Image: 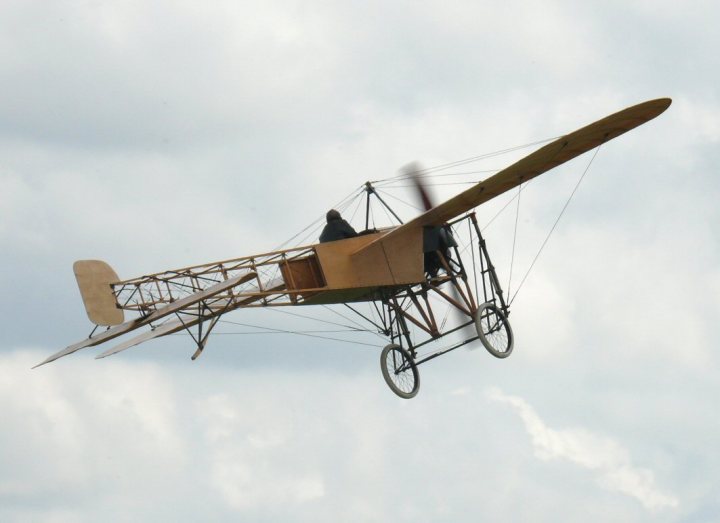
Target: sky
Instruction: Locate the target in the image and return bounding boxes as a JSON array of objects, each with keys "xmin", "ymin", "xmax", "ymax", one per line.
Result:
[{"xmin": 1, "ymin": 1, "xmax": 719, "ymax": 521}]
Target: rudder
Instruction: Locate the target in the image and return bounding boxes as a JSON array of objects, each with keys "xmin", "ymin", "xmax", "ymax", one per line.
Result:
[{"xmin": 73, "ymin": 260, "xmax": 125, "ymax": 326}]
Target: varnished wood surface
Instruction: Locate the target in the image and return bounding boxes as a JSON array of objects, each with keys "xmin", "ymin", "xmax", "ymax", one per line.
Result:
[
  {"xmin": 74, "ymin": 260, "xmax": 125, "ymax": 326},
  {"xmin": 355, "ymin": 98, "xmax": 672, "ymax": 253},
  {"xmin": 315, "ymin": 228, "xmax": 424, "ymax": 289}
]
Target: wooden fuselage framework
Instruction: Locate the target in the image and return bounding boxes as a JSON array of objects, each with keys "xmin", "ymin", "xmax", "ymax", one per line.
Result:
[
  {"xmin": 109, "ymin": 212, "xmax": 498, "ymax": 363},
  {"xmin": 111, "ymin": 225, "xmax": 425, "ymax": 319}
]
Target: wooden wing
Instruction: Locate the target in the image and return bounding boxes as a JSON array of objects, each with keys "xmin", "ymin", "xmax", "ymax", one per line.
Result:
[{"xmin": 352, "ymin": 98, "xmax": 672, "ymax": 255}]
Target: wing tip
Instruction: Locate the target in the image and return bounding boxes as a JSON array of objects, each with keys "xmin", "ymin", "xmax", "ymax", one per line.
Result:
[
  {"xmin": 637, "ymin": 97, "xmax": 672, "ymax": 120},
  {"xmin": 654, "ymin": 96, "xmax": 673, "ymax": 111}
]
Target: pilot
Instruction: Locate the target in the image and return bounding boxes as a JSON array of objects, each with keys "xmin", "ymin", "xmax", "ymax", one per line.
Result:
[
  {"xmin": 319, "ymin": 209, "xmax": 359, "ymax": 243},
  {"xmin": 424, "ymin": 225, "xmax": 457, "ymax": 277}
]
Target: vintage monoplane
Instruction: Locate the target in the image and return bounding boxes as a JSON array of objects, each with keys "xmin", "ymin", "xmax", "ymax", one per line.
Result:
[{"xmin": 35, "ymin": 98, "xmax": 671, "ymax": 398}]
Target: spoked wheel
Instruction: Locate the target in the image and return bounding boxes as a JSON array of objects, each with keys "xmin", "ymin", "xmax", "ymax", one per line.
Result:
[
  {"xmin": 380, "ymin": 344, "xmax": 420, "ymax": 399},
  {"xmin": 474, "ymin": 302, "xmax": 514, "ymax": 358}
]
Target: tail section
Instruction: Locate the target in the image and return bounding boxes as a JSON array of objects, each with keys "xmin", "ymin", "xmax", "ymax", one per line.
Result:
[{"xmin": 73, "ymin": 260, "xmax": 124, "ymax": 326}]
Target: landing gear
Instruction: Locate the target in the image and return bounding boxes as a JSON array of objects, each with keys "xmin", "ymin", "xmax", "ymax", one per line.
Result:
[
  {"xmin": 475, "ymin": 302, "xmax": 513, "ymax": 358},
  {"xmin": 380, "ymin": 344, "xmax": 420, "ymax": 399},
  {"xmin": 375, "ymin": 212, "xmax": 514, "ymax": 399}
]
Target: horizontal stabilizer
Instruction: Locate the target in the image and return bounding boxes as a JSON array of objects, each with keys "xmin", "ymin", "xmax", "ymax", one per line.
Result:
[
  {"xmin": 96, "ymin": 317, "xmax": 191, "ymax": 359},
  {"xmin": 33, "ymin": 271, "xmax": 256, "ymax": 368},
  {"xmin": 96, "ymin": 279, "xmax": 288, "ymax": 359}
]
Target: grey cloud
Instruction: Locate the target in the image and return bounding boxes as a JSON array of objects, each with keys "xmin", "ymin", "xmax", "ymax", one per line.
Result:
[
  {"xmin": 487, "ymin": 387, "xmax": 679, "ymax": 510},
  {"xmin": 2, "ymin": 349, "xmax": 704, "ymax": 521},
  {"xmin": 1, "ymin": 1, "xmax": 718, "ymax": 521}
]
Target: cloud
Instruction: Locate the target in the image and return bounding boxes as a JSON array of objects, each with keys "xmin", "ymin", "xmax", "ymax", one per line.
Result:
[
  {"xmin": 5, "ymin": 345, "xmax": 718, "ymax": 521},
  {"xmin": 487, "ymin": 387, "xmax": 679, "ymax": 511},
  {"xmin": 197, "ymin": 393, "xmax": 326, "ymax": 510},
  {"xmin": 1, "ymin": 1, "xmax": 718, "ymax": 521},
  {"xmin": 674, "ymin": 96, "xmax": 720, "ymax": 145},
  {"xmin": 0, "ymin": 351, "xmax": 198, "ymax": 523}
]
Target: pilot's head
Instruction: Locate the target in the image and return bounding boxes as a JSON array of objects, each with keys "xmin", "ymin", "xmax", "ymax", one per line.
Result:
[{"xmin": 326, "ymin": 209, "xmax": 341, "ymax": 222}]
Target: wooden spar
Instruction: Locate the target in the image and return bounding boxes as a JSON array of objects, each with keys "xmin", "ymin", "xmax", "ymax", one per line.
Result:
[{"xmin": 113, "ymin": 243, "xmax": 332, "ymax": 285}]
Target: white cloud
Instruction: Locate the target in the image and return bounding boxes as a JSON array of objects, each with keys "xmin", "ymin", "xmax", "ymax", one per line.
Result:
[
  {"xmin": 0, "ymin": 350, "xmax": 185, "ymax": 502},
  {"xmin": 197, "ymin": 393, "xmax": 326, "ymax": 510},
  {"xmin": 4, "ymin": 346, "xmax": 718, "ymax": 521},
  {"xmin": 0, "ymin": 172, "xmax": 43, "ymax": 248},
  {"xmin": 0, "ymin": 0, "xmax": 718, "ymax": 521},
  {"xmin": 674, "ymin": 96, "xmax": 720, "ymax": 145},
  {"xmin": 487, "ymin": 387, "xmax": 679, "ymax": 511}
]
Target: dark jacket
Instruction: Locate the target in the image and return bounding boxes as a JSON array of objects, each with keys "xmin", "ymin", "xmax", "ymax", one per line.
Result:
[
  {"xmin": 319, "ymin": 218, "xmax": 358, "ymax": 243},
  {"xmin": 423, "ymin": 225, "xmax": 457, "ymax": 276}
]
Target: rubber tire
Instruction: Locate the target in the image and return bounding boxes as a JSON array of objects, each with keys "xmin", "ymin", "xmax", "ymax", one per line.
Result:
[
  {"xmin": 474, "ymin": 302, "xmax": 514, "ymax": 358},
  {"xmin": 380, "ymin": 344, "xmax": 420, "ymax": 399}
]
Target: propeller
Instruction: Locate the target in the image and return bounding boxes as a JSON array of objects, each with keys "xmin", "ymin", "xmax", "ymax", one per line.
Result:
[
  {"xmin": 401, "ymin": 163, "xmax": 477, "ymax": 342},
  {"xmin": 403, "ymin": 162, "xmax": 433, "ymax": 212}
]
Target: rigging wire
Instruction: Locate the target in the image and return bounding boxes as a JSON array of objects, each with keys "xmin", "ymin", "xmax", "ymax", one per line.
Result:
[
  {"xmin": 482, "ymin": 181, "xmax": 531, "ymax": 232},
  {"xmin": 373, "ymin": 181, "xmax": 478, "ymax": 189},
  {"xmin": 507, "ymin": 183, "xmax": 522, "ymax": 298},
  {"xmin": 213, "ymin": 329, "xmax": 366, "ymax": 335},
  {"xmin": 395, "ymin": 168, "xmax": 500, "ymax": 178},
  {"xmin": 371, "ymin": 170, "xmax": 499, "ymax": 189},
  {"xmin": 289, "ymin": 188, "xmax": 362, "ymax": 247},
  {"xmin": 374, "ymin": 188, "xmax": 424, "ymax": 212},
  {"xmin": 217, "ymin": 318, "xmax": 378, "ymax": 347},
  {"xmin": 347, "ymin": 189, "xmax": 366, "ymax": 224},
  {"xmin": 508, "ymin": 145, "xmax": 602, "ymax": 306},
  {"xmin": 321, "ymin": 304, "xmax": 371, "ymax": 333},
  {"xmin": 370, "ymin": 136, "xmax": 559, "ymax": 185},
  {"xmin": 274, "ymin": 185, "xmax": 364, "ymax": 250},
  {"xmin": 266, "ymin": 307, "xmax": 372, "ymax": 332}
]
